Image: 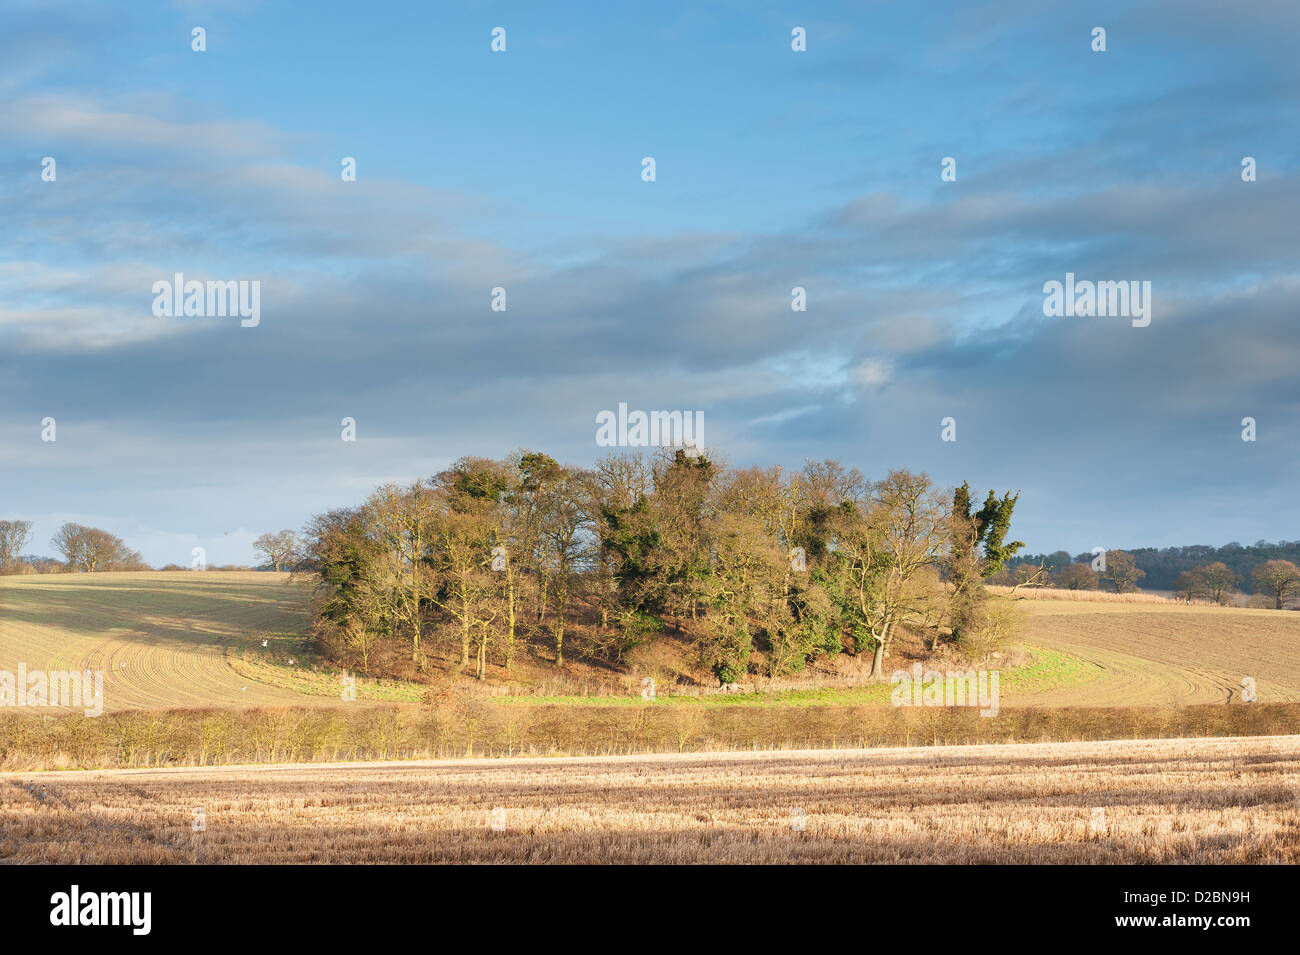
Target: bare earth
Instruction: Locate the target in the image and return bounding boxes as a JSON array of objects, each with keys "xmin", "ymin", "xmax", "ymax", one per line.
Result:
[
  {"xmin": 0, "ymin": 572, "xmax": 317, "ymax": 710},
  {"xmin": 4, "ymin": 735, "xmax": 1298, "ymax": 863},
  {"xmin": 1013, "ymin": 600, "xmax": 1300, "ymax": 706}
]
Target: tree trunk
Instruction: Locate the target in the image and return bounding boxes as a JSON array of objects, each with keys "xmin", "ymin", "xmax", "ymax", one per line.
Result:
[
  {"xmin": 505, "ymin": 575, "xmax": 516, "ymax": 669},
  {"xmin": 554, "ymin": 578, "xmax": 567, "ymax": 665},
  {"xmin": 868, "ymin": 642, "xmax": 885, "ymax": 682},
  {"xmin": 411, "ymin": 559, "xmax": 421, "ymax": 667}
]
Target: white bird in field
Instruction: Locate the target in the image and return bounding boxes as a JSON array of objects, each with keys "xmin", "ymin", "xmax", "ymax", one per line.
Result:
[{"xmin": 261, "ymin": 639, "xmax": 268, "ymax": 647}]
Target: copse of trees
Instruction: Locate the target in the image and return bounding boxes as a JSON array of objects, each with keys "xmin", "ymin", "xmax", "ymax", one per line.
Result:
[
  {"xmin": 1175, "ymin": 562, "xmax": 1241, "ymax": 605},
  {"xmin": 1, "ymin": 519, "xmax": 153, "ymax": 574},
  {"xmin": 50, "ymin": 523, "xmax": 146, "ymax": 573},
  {"xmin": 301, "ymin": 449, "xmax": 1028, "ymax": 685}
]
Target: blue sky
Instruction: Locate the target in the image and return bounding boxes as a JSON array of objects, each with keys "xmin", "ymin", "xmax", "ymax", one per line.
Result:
[{"xmin": 2, "ymin": 0, "xmax": 1298, "ymax": 567}]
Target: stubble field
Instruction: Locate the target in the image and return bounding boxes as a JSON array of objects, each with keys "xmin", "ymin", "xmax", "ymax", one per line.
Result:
[{"xmin": 3, "ymin": 735, "xmax": 1298, "ymax": 864}]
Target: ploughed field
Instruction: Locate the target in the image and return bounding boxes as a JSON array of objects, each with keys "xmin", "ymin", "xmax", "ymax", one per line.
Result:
[
  {"xmin": 0, "ymin": 572, "xmax": 320, "ymax": 710},
  {"xmin": 1011, "ymin": 599, "xmax": 1300, "ymax": 707},
  {"xmin": 2, "ymin": 736, "xmax": 1297, "ymax": 863}
]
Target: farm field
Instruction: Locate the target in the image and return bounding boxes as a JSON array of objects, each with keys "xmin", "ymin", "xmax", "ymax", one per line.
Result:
[
  {"xmin": 1011, "ymin": 600, "xmax": 1300, "ymax": 707},
  {"xmin": 2, "ymin": 573, "xmax": 1300, "ymax": 712},
  {"xmin": 0, "ymin": 572, "xmax": 332, "ymax": 710},
  {"xmin": 2, "ymin": 735, "xmax": 1298, "ymax": 863}
]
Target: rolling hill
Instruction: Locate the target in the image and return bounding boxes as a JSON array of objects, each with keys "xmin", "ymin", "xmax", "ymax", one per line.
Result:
[{"xmin": 2, "ymin": 572, "xmax": 1299, "ymax": 711}]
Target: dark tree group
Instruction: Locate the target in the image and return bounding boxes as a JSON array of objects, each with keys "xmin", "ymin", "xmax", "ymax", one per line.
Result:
[{"xmin": 301, "ymin": 450, "xmax": 1027, "ymax": 683}]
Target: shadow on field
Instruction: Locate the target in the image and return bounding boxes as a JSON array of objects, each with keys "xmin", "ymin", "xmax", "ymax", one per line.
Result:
[{"xmin": 0, "ymin": 575, "xmax": 311, "ymax": 642}]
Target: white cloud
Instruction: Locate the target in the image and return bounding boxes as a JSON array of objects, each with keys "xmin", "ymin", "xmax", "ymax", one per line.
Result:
[{"xmin": 852, "ymin": 357, "xmax": 892, "ymax": 390}]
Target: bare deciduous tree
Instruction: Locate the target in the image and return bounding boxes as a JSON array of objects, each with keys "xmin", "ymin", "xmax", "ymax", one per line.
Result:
[
  {"xmin": 1103, "ymin": 550, "xmax": 1144, "ymax": 593},
  {"xmin": 1054, "ymin": 562, "xmax": 1097, "ymax": 590},
  {"xmin": 827, "ymin": 470, "xmax": 948, "ymax": 682},
  {"xmin": 1251, "ymin": 559, "xmax": 1300, "ymax": 610},
  {"xmin": 253, "ymin": 530, "xmax": 300, "ymax": 572},
  {"xmin": 0, "ymin": 520, "xmax": 33, "ymax": 570},
  {"xmin": 50, "ymin": 523, "xmax": 138, "ymax": 573},
  {"xmin": 367, "ymin": 484, "xmax": 439, "ymax": 668},
  {"xmin": 1176, "ymin": 562, "xmax": 1240, "ymax": 605}
]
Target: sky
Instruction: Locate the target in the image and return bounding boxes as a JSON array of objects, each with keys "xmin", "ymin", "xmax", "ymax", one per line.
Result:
[{"xmin": 1, "ymin": 0, "xmax": 1298, "ymax": 567}]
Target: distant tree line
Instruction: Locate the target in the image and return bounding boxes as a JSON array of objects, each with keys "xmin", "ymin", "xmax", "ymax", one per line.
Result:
[
  {"xmin": 49, "ymin": 523, "xmax": 146, "ymax": 572},
  {"xmin": 1006, "ymin": 540, "xmax": 1300, "ymax": 603},
  {"xmin": 300, "ymin": 449, "xmax": 1030, "ymax": 684},
  {"xmin": 0, "ymin": 520, "xmax": 149, "ymax": 574},
  {"xmin": 0, "ymin": 520, "xmax": 273, "ymax": 575}
]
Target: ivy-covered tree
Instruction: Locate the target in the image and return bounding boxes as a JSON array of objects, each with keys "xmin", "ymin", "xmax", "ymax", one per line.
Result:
[{"xmin": 948, "ymin": 482, "xmax": 1026, "ymax": 641}]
